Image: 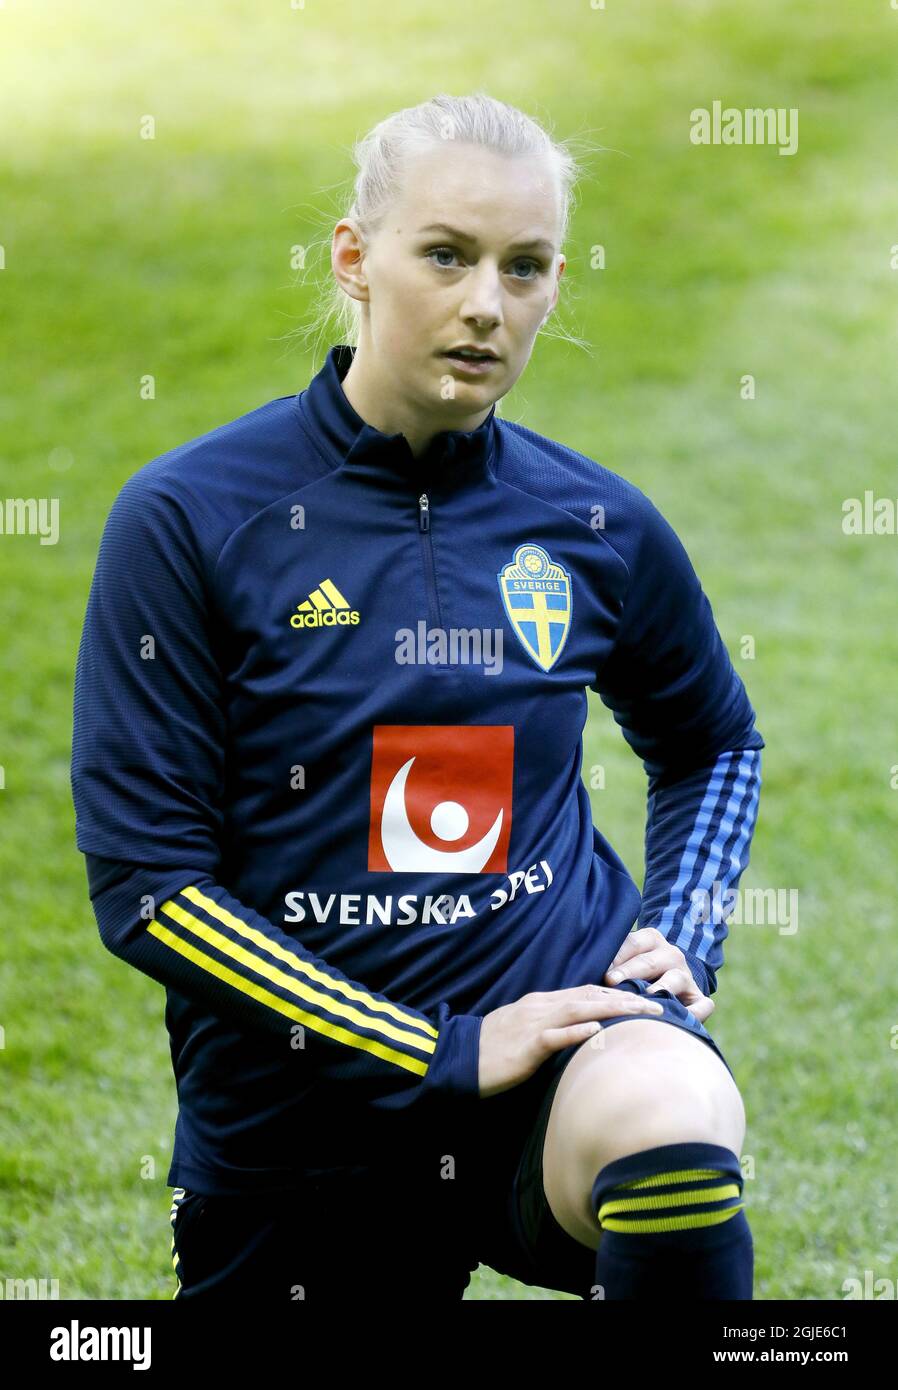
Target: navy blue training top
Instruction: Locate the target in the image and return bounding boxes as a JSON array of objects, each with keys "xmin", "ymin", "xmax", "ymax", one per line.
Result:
[{"xmin": 71, "ymin": 343, "xmax": 764, "ymax": 1195}]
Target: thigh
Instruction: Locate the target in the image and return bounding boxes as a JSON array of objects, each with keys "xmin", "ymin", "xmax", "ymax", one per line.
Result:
[
  {"xmin": 544, "ymin": 979, "xmax": 743, "ymax": 1171},
  {"xmin": 470, "ymin": 981, "xmax": 739, "ymax": 1300},
  {"xmin": 542, "ymin": 1008, "xmax": 744, "ymax": 1249},
  {"xmin": 586, "ymin": 977, "xmax": 736, "ymax": 1081},
  {"xmin": 169, "ymin": 1166, "xmax": 475, "ymax": 1303}
]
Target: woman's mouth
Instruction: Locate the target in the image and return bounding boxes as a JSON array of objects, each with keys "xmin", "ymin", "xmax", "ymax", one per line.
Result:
[{"xmin": 442, "ymin": 351, "xmax": 500, "ymax": 375}]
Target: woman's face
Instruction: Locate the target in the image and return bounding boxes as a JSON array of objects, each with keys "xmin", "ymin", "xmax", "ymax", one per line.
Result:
[{"xmin": 334, "ymin": 141, "xmax": 565, "ymax": 430}]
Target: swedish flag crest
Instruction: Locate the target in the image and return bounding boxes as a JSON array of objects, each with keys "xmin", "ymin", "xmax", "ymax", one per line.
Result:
[{"xmin": 498, "ymin": 543, "xmax": 572, "ymax": 672}]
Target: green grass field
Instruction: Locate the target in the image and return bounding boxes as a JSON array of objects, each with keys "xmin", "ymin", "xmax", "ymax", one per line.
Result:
[{"xmin": 2, "ymin": 0, "xmax": 896, "ymax": 1301}]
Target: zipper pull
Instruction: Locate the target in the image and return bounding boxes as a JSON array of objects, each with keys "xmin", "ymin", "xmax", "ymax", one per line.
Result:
[{"xmin": 418, "ymin": 492, "xmax": 430, "ymax": 531}]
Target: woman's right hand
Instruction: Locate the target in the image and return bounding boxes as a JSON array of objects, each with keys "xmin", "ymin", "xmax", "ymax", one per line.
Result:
[{"xmin": 477, "ymin": 984, "xmax": 667, "ymax": 1098}]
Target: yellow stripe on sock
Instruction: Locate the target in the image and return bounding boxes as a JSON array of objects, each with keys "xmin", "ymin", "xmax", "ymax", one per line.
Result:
[
  {"xmin": 146, "ymin": 916, "xmax": 430, "ymax": 1075},
  {"xmin": 616, "ymin": 1167, "xmax": 723, "ymax": 1189},
  {"xmin": 599, "ymin": 1202, "xmax": 745, "ymax": 1234},
  {"xmin": 599, "ymin": 1182, "xmax": 741, "ymax": 1220},
  {"xmin": 177, "ymin": 885, "xmax": 437, "ymax": 1038}
]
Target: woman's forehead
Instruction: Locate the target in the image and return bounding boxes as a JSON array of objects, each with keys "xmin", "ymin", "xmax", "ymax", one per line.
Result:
[{"xmin": 393, "ymin": 146, "xmax": 561, "ymax": 234}]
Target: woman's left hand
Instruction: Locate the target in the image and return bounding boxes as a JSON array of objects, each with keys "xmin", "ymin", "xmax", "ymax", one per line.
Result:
[{"xmin": 603, "ymin": 927, "xmax": 715, "ymax": 1024}]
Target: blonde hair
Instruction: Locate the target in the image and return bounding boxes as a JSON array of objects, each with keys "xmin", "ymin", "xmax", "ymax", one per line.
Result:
[{"xmin": 289, "ymin": 92, "xmax": 597, "ymax": 364}]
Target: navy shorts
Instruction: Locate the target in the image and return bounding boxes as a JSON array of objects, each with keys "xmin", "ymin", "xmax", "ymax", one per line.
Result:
[{"xmin": 169, "ymin": 979, "xmax": 733, "ymax": 1301}]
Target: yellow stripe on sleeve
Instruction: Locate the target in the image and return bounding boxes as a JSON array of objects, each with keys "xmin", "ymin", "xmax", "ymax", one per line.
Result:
[
  {"xmin": 159, "ymin": 897, "xmax": 435, "ymax": 1053},
  {"xmin": 146, "ymin": 912, "xmax": 432, "ymax": 1075},
  {"xmin": 179, "ymin": 884, "xmax": 438, "ymax": 1038}
]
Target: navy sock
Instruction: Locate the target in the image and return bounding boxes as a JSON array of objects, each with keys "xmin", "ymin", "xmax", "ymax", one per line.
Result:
[{"xmin": 591, "ymin": 1141, "xmax": 753, "ymax": 1300}]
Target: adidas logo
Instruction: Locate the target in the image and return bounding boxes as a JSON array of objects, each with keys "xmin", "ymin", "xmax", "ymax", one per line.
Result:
[{"xmin": 290, "ymin": 578, "xmax": 360, "ymax": 629}]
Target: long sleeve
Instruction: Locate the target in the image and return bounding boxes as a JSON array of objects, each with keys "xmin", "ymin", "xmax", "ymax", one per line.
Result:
[
  {"xmin": 593, "ymin": 491, "xmax": 764, "ymax": 995},
  {"xmin": 83, "ymin": 852, "xmax": 479, "ymax": 1100},
  {"xmin": 70, "ymin": 470, "xmax": 481, "ymax": 1107},
  {"xmin": 636, "ymin": 750, "xmax": 762, "ymax": 995}
]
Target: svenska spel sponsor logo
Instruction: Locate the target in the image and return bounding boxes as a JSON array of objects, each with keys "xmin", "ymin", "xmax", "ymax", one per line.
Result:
[{"xmin": 368, "ymin": 724, "xmax": 513, "ymax": 873}]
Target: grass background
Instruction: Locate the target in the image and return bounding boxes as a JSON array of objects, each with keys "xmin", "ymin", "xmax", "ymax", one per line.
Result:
[{"xmin": 1, "ymin": 0, "xmax": 896, "ymax": 1300}]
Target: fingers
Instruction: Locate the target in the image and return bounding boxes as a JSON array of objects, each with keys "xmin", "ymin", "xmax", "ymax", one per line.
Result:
[
  {"xmin": 605, "ymin": 927, "xmax": 664, "ymax": 974},
  {"xmin": 531, "ymin": 982, "xmax": 656, "ymax": 1002},
  {"xmin": 539, "ymin": 992, "xmax": 665, "ymax": 1055},
  {"xmin": 684, "ymin": 995, "xmax": 715, "ymax": 1024},
  {"xmin": 606, "ymin": 939, "xmax": 687, "ymax": 986},
  {"xmin": 544, "ymin": 988, "xmax": 666, "ymax": 1028},
  {"xmin": 530, "ymin": 982, "xmax": 665, "ymax": 1011},
  {"xmin": 644, "ymin": 968, "xmax": 715, "ymax": 1025},
  {"xmin": 606, "ymin": 950, "xmax": 666, "ymax": 984},
  {"xmin": 645, "ymin": 966, "xmax": 695, "ymax": 996},
  {"xmin": 540, "ymin": 1020, "xmax": 609, "ymax": 1053}
]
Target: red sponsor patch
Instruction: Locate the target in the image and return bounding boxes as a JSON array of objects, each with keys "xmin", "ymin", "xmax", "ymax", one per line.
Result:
[{"xmin": 368, "ymin": 725, "xmax": 514, "ymax": 873}]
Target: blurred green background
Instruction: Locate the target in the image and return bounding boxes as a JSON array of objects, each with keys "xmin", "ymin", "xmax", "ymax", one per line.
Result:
[{"xmin": 1, "ymin": 0, "xmax": 896, "ymax": 1300}]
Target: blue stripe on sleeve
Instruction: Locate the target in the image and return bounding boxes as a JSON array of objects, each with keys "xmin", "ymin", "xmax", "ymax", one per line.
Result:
[
  {"xmin": 654, "ymin": 751, "xmax": 739, "ymax": 939},
  {"xmin": 671, "ymin": 749, "xmax": 763, "ymax": 964}
]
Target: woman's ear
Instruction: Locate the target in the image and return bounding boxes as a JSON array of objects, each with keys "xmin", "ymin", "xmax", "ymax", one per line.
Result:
[
  {"xmin": 332, "ymin": 220, "xmax": 370, "ymax": 306},
  {"xmin": 546, "ymin": 256, "xmax": 565, "ymax": 320}
]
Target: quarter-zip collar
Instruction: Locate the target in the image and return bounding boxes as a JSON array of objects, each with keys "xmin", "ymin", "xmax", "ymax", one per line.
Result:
[{"xmin": 296, "ymin": 343, "xmax": 499, "ymax": 492}]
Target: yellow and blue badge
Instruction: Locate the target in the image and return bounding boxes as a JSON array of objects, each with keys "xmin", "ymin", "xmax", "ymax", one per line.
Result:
[{"xmin": 498, "ymin": 543, "xmax": 572, "ymax": 672}]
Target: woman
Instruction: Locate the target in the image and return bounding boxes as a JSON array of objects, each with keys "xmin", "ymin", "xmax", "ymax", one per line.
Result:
[{"xmin": 71, "ymin": 92, "xmax": 763, "ymax": 1302}]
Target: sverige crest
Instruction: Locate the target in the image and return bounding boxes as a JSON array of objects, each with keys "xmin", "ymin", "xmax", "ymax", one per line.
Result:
[{"xmin": 498, "ymin": 543, "xmax": 572, "ymax": 672}]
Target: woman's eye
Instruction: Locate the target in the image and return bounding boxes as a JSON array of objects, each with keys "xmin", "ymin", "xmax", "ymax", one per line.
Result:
[
  {"xmin": 425, "ymin": 247, "xmax": 543, "ymax": 278},
  {"xmin": 426, "ymin": 247, "xmax": 460, "ymax": 269}
]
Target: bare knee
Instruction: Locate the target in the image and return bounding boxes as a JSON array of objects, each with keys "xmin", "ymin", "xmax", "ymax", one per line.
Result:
[{"xmin": 542, "ymin": 1022, "xmax": 746, "ymax": 1248}]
